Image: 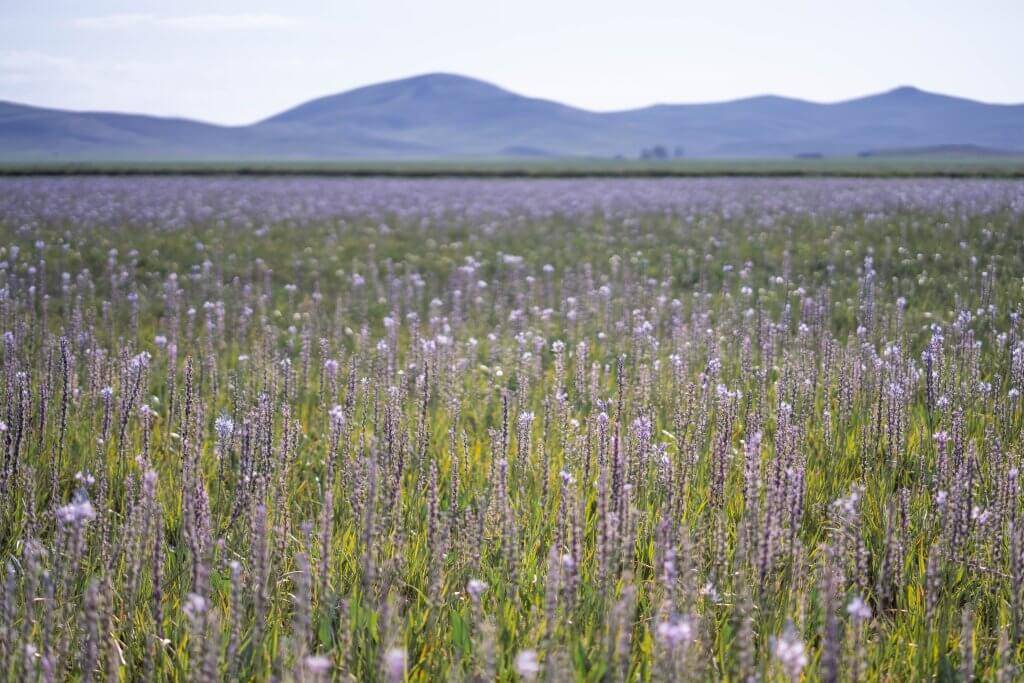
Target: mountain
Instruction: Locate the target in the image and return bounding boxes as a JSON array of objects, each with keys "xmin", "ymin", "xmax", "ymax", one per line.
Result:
[
  {"xmin": 2, "ymin": 74, "xmax": 1023, "ymax": 161},
  {"xmin": 610, "ymin": 86, "xmax": 1024, "ymax": 157},
  {"xmin": 0, "ymin": 101, "xmax": 255, "ymax": 161},
  {"xmin": 252, "ymin": 73, "xmax": 618, "ymax": 158}
]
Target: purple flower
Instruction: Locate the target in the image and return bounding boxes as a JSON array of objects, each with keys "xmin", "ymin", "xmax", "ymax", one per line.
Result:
[
  {"xmin": 57, "ymin": 498, "xmax": 96, "ymax": 525},
  {"xmin": 383, "ymin": 648, "xmax": 406, "ymax": 682},
  {"xmin": 656, "ymin": 615, "xmax": 695, "ymax": 649},
  {"xmin": 466, "ymin": 579, "xmax": 487, "ymax": 602}
]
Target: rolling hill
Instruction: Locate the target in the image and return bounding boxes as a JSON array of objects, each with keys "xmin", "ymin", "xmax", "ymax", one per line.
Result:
[{"xmin": 2, "ymin": 73, "xmax": 1022, "ymax": 161}]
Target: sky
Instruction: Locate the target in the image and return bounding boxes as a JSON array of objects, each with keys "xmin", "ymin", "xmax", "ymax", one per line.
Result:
[{"xmin": 1, "ymin": 0, "xmax": 1022, "ymax": 125}]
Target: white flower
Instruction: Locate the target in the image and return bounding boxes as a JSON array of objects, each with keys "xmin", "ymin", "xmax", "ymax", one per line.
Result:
[
  {"xmin": 972, "ymin": 506, "xmax": 992, "ymax": 525},
  {"xmin": 772, "ymin": 621, "xmax": 808, "ymax": 679},
  {"xmin": 183, "ymin": 593, "xmax": 207, "ymax": 620},
  {"xmin": 214, "ymin": 414, "xmax": 234, "ymax": 441},
  {"xmin": 700, "ymin": 582, "xmax": 720, "ymax": 602},
  {"xmin": 846, "ymin": 596, "xmax": 872, "ymax": 622},
  {"xmin": 515, "ymin": 650, "xmax": 541, "ymax": 680},
  {"xmin": 74, "ymin": 471, "xmax": 96, "ymax": 487},
  {"xmin": 304, "ymin": 654, "xmax": 332, "ymax": 674},
  {"xmin": 328, "ymin": 404, "xmax": 345, "ymax": 428}
]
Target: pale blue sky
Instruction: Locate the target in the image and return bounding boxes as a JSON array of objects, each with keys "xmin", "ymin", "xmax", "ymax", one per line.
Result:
[{"xmin": 1, "ymin": 0, "xmax": 1021, "ymax": 125}]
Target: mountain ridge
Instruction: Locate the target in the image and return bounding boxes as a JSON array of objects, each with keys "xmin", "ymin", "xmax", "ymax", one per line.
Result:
[{"xmin": 2, "ymin": 73, "xmax": 1022, "ymax": 161}]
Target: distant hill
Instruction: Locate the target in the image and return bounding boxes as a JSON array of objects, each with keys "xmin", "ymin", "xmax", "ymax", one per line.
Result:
[
  {"xmin": 857, "ymin": 144, "xmax": 1024, "ymax": 158},
  {"xmin": 2, "ymin": 74, "xmax": 1023, "ymax": 161},
  {"xmin": 0, "ymin": 101, "xmax": 255, "ymax": 161}
]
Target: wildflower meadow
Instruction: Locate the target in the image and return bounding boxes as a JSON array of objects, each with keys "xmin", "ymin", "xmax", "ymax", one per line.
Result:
[{"xmin": 1, "ymin": 176, "xmax": 1024, "ymax": 681}]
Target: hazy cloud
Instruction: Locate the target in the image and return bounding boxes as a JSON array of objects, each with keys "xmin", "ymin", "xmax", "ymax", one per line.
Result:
[
  {"xmin": 73, "ymin": 13, "xmax": 303, "ymax": 31},
  {"xmin": 0, "ymin": 50, "xmax": 76, "ymax": 84},
  {"xmin": 0, "ymin": 49, "xmax": 158, "ymax": 97}
]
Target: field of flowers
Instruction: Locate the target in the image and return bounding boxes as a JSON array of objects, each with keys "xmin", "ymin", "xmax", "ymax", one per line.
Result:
[{"xmin": 1, "ymin": 176, "xmax": 1023, "ymax": 681}]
